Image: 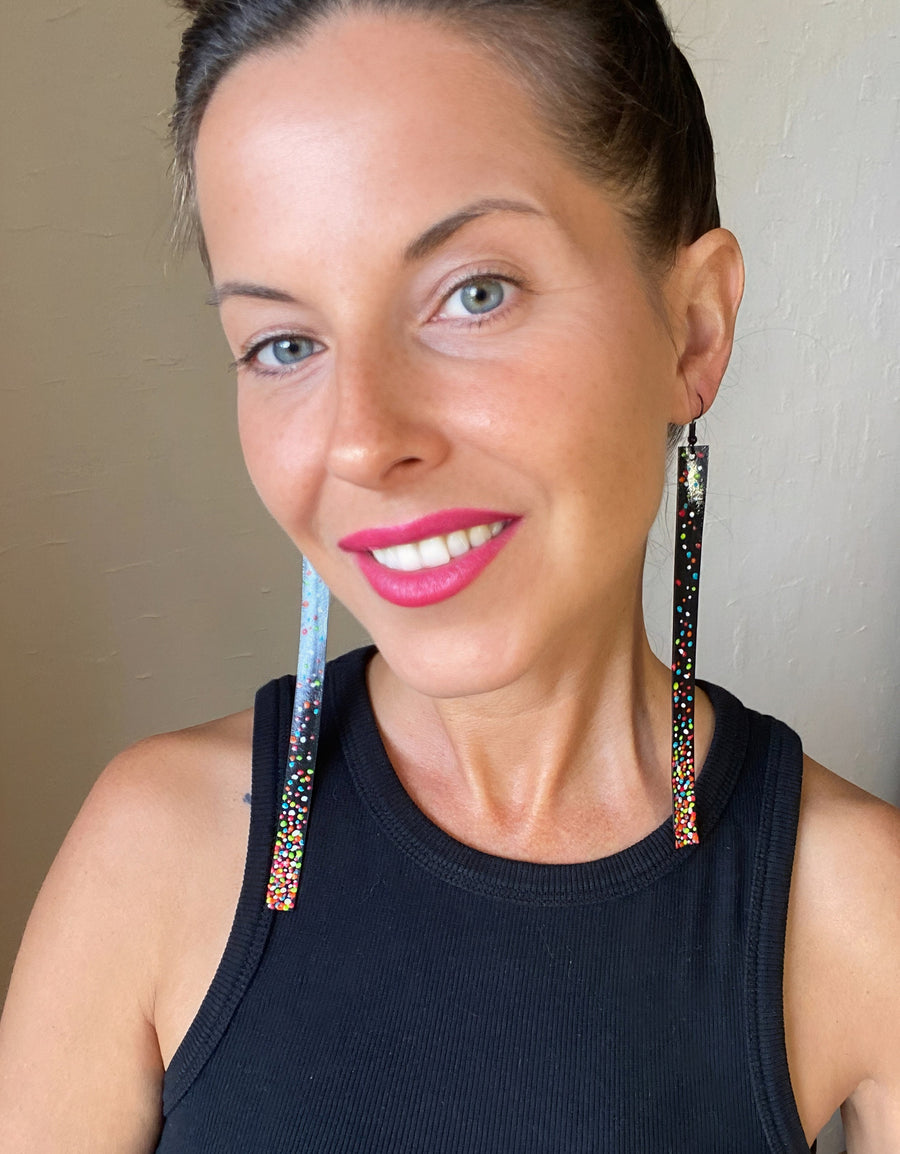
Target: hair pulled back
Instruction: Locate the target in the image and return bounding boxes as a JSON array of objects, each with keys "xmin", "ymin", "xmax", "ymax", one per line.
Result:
[{"xmin": 171, "ymin": 0, "xmax": 719, "ymax": 274}]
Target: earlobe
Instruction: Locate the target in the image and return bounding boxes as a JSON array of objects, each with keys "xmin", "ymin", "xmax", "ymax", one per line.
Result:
[{"xmin": 668, "ymin": 228, "xmax": 745, "ymax": 424}]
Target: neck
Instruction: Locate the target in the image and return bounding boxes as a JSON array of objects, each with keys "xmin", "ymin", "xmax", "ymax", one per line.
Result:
[{"xmin": 365, "ymin": 587, "xmax": 703, "ymax": 864}]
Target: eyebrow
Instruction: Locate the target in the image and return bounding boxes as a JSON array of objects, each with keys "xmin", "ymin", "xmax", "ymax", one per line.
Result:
[
  {"xmin": 207, "ymin": 196, "xmax": 545, "ymax": 308},
  {"xmin": 206, "ymin": 282, "xmax": 299, "ymax": 308},
  {"xmin": 402, "ymin": 196, "xmax": 545, "ymax": 263}
]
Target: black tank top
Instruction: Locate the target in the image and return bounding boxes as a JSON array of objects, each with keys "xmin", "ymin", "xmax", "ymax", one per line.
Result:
[{"xmin": 155, "ymin": 645, "xmax": 814, "ymax": 1153}]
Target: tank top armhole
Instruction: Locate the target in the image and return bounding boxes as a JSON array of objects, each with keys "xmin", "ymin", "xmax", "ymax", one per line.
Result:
[
  {"xmin": 161, "ymin": 674, "xmax": 294, "ymax": 1115},
  {"xmin": 744, "ymin": 716, "xmax": 813, "ymax": 1152}
]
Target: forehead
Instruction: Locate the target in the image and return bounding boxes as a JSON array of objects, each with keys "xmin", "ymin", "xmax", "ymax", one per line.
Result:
[{"xmin": 194, "ymin": 11, "xmax": 594, "ymax": 270}]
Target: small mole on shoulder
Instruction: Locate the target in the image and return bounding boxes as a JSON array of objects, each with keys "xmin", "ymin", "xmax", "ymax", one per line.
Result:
[{"xmin": 243, "ymin": 792, "xmax": 252, "ymax": 805}]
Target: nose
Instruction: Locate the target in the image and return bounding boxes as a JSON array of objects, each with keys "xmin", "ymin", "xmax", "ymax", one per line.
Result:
[{"xmin": 325, "ymin": 342, "xmax": 450, "ymax": 490}]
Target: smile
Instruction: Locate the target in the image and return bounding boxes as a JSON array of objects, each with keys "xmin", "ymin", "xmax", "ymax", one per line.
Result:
[
  {"xmin": 338, "ymin": 509, "xmax": 520, "ymax": 608},
  {"xmin": 370, "ymin": 520, "xmax": 507, "ymax": 572}
]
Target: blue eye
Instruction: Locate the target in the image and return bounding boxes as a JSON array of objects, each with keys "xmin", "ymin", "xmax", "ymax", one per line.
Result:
[
  {"xmin": 250, "ymin": 335, "xmax": 319, "ymax": 370},
  {"xmin": 443, "ymin": 277, "xmax": 507, "ymax": 318}
]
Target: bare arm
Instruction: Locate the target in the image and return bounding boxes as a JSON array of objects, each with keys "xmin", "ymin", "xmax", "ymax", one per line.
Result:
[
  {"xmin": 839, "ymin": 791, "xmax": 900, "ymax": 1153},
  {"xmin": 0, "ymin": 708, "xmax": 252, "ymax": 1152},
  {"xmin": 0, "ymin": 741, "xmax": 183, "ymax": 1152},
  {"xmin": 786, "ymin": 758, "xmax": 900, "ymax": 1154}
]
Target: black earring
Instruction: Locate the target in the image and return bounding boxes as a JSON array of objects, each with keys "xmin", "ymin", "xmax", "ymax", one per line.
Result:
[{"xmin": 670, "ymin": 403, "xmax": 708, "ymax": 848}]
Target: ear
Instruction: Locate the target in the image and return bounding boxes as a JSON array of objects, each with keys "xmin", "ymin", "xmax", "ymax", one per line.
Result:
[{"xmin": 664, "ymin": 228, "xmax": 744, "ymax": 424}]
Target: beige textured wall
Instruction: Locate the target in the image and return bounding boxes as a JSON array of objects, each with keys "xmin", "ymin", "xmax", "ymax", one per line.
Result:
[
  {"xmin": 0, "ymin": 2, "xmax": 365, "ymax": 997},
  {"xmin": 2, "ymin": 25, "xmax": 898, "ymax": 1132}
]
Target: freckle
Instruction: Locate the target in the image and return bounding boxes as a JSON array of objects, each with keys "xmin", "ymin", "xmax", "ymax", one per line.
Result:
[{"xmin": 243, "ymin": 792, "xmax": 252, "ymax": 805}]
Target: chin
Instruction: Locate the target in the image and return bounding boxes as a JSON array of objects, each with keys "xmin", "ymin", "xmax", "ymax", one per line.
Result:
[{"xmin": 369, "ymin": 620, "xmax": 535, "ymax": 701}]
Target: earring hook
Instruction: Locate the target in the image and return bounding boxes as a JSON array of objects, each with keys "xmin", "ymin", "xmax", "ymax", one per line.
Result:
[{"xmin": 687, "ymin": 397, "xmax": 705, "ymax": 449}]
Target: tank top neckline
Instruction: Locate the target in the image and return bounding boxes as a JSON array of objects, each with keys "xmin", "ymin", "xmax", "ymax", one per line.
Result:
[{"xmin": 329, "ymin": 645, "xmax": 750, "ymax": 905}]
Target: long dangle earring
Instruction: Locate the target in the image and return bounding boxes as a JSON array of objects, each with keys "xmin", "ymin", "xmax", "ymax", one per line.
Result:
[
  {"xmin": 670, "ymin": 404, "xmax": 708, "ymax": 848},
  {"xmin": 266, "ymin": 556, "xmax": 331, "ymax": 910}
]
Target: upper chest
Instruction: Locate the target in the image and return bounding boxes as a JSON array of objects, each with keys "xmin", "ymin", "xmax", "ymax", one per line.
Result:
[
  {"xmin": 156, "ymin": 759, "xmax": 821, "ymax": 1149},
  {"xmin": 152, "ymin": 693, "xmax": 857, "ymax": 1150}
]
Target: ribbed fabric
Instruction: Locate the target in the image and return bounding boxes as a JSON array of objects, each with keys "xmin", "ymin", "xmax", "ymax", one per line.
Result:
[{"xmin": 156, "ymin": 645, "xmax": 813, "ymax": 1153}]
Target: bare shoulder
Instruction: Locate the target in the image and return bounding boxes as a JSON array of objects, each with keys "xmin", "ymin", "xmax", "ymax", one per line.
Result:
[
  {"xmin": 0, "ymin": 706, "xmax": 255, "ymax": 1152},
  {"xmin": 785, "ymin": 754, "xmax": 900, "ymax": 1147},
  {"xmin": 131, "ymin": 704, "xmax": 255, "ymax": 852},
  {"xmin": 793, "ymin": 755, "xmax": 900, "ymax": 935},
  {"xmin": 91, "ymin": 708, "xmax": 257, "ymax": 1062}
]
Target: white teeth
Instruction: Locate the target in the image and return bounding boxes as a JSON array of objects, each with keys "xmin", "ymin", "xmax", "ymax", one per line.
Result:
[
  {"xmin": 418, "ymin": 535, "xmax": 452, "ymax": 568},
  {"xmin": 445, "ymin": 530, "xmax": 470, "ymax": 558},
  {"xmin": 394, "ymin": 543, "xmax": 421, "ymax": 571},
  {"xmin": 372, "ymin": 545, "xmax": 394, "ymax": 569},
  {"xmin": 370, "ymin": 520, "xmax": 509, "ymax": 572}
]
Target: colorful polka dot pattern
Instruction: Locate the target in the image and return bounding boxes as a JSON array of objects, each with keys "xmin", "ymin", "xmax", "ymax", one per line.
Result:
[
  {"xmin": 266, "ymin": 558, "xmax": 330, "ymax": 911},
  {"xmin": 671, "ymin": 434, "xmax": 708, "ymax": 849}
]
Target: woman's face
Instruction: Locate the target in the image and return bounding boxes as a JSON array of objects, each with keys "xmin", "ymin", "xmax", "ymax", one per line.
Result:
[{"xmin": 195, "ymin": 12, "xmax": 693, "ymax": 697}]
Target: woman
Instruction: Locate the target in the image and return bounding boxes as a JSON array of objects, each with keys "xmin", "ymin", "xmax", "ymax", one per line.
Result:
[{"xmin": 0, "ymin": 0, "xmax": 897, "ymax": 1149}]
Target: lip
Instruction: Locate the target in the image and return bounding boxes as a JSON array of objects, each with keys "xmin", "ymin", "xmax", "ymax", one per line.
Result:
[
  {"xmin": 338, "ymin": 508, "xmax": 517, "ymax": 552},
  {"xmin": 341, "ymin": 511, "xmax": 521, "ymax": 609}
]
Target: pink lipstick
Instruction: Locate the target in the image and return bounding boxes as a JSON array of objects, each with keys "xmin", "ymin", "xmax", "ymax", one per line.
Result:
[{"xmin": 338, "ymin": 508, "xmax": 520, "ymax": 608}]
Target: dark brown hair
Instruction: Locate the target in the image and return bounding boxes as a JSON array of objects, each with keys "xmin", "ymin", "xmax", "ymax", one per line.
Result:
[{"xmin": 171, "ymin": 0, "xmax": 720, "ymax": 275}]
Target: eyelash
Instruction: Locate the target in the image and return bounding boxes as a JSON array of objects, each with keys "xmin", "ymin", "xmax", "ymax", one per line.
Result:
[
  {"xmin": 432, "ymin": 267, "xmax": 526, "ymax": 330},
  {"xmin": 234, "ymin": 269, "xmax": 526, "ymax": 380},
  {"xmin": 233, "ymin": 335, "xmax": 320, "ymax": 379}
]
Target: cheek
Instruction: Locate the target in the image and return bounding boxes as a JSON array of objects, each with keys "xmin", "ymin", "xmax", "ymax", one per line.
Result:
[
  {"xmin": 480, "ymin": 310, "xmax": 669, "ymax": 474},
  {"xmin": 236, "ymin": 386, "xmax": 323, "ymax": 543},
  {"xmin": 515, "ymin": 319, "xmax": 671, "ymax": 547}
]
